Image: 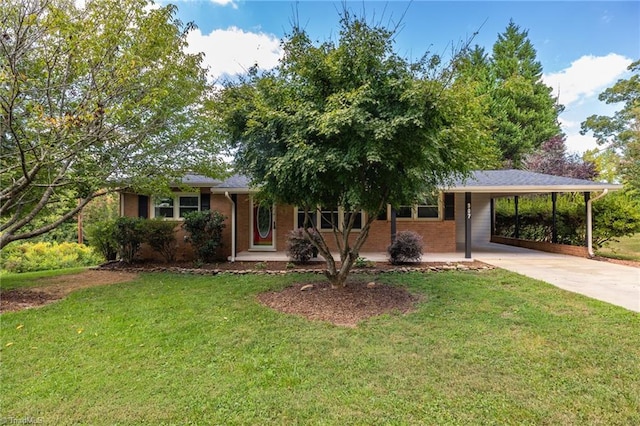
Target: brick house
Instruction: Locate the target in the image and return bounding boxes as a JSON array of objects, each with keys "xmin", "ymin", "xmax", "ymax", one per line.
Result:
[{"xmin": 119, "ymin": 170, "xmax": 621, "ymax": 261}]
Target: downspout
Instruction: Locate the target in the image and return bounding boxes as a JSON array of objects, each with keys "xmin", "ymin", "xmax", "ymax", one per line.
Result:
[
  {"xmin": 224, "ymin": 191, "xmax": 236, "ymax": 262},
  {"xmin": 587, "ymin": 189, "xmax": 609, "ymax": 257}
]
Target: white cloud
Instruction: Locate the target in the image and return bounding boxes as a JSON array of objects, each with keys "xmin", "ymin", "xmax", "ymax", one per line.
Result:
[
  {"xmin": 558, "ymin": 117, "xmax": 579, "ymax": 129},
  {"xmin": 185, "ymin": 27, "xmax": 282, "ymax": 80},
  {"xmin": 208, "ymin": 0, "xmax": 237, "ymax": 6},
  {"xmin": 565, "ymin": 132, "xmax": 599, "ymax": 155},
  {"xmin": 543, "ymin": 53, "xmax": 631, "ymax": 107}
]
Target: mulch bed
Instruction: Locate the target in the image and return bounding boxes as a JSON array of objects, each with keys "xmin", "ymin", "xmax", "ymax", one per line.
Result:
[{"xmin": 258, "ymin": 280, "xmax": 422, "ymax": 327}]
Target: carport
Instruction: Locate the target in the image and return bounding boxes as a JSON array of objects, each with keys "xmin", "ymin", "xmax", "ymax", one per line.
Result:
[{"xmin": 445, "ymin": 170, "xmax": 623, "ymax": 258}]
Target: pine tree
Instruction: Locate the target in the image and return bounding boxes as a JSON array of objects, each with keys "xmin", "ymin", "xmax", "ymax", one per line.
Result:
[
  {"xmin": 459, "ymin": 21, "xmax": 562, "ymax": 167},
  {"xmin": 490, "ymin": 21, "xmax": 562, "ymax": 166}
]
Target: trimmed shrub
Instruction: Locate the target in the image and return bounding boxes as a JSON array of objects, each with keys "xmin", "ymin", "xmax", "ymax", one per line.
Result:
[
  {"xmin": 141, "ymin": 219, "xmax": 177, "ymax": 263},
  {"xmin": 85, "ymin": 220, "xmax": 118, "ymax": 261},
  {"xmin": 286, "ymin": 228, "xmax": 321, "ymax": 263},
  {"xmin": 114, "ymin": 217, "xmax": 146, "ymax": 263},
  {"xmin": 0, "ymin": 241, "xmax": 103, "ymax": 273},
  {"xmin": 388, "ymin": 231, "xmax": 423, "ymax": 265},
  {"xmin": 182, "ymin": 211, "xmax": 226, "ymax": 262}
]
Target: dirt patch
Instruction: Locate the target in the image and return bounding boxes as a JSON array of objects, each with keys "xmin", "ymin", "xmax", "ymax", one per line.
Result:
[
  {"xmin": 1, "ymin": 270, "xmax": 138, "ymax": 313},
  {"xmin": 258, "ymin": 280, "xmax": 421, "ymax": 327}
]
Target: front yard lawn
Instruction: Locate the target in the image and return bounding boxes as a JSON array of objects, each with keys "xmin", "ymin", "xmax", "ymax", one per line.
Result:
[{"xmin": 1, "ymin": 269, "xmax": 638, "ymax": 425}]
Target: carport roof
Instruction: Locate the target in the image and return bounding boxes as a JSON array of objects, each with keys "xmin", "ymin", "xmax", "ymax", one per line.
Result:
[{"xmin": 446, "ymin": 170, "xmax": 622, "ymax": 194}]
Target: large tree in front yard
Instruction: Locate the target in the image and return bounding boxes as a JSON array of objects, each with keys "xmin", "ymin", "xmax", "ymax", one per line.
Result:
[
  {"xmin": 216, "ymin": 13, "xmax": 492, "ymax": 287},
  {"xmin": 0, "ymin": 0, "xmax": 224, "ymax": 249}
]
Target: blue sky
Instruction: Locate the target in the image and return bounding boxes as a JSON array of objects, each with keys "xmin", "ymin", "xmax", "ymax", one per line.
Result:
[{"xmin": 162, "ymin": 0, "xmax": 639, "ymax": 155}]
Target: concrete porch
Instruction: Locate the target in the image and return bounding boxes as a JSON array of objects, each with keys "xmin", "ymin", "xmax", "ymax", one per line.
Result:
[
  {"xmin": 232, "ymin": 242, "xmax": 554, "ymax": 263},
  {"xmin": 232, "ymin": 250, "xmax": 475, "ymax": 263}
]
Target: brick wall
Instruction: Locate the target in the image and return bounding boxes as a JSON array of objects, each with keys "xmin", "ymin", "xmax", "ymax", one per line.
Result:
[
  {"xmin": 490, "ymin": 235, "xmax": 589, "ymax": 257},
  {"xmin": 122, "ymin": 191, "xmax": 459, "ymax": 261}
]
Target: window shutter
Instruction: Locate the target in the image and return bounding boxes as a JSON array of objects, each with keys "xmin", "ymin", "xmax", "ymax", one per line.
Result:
[
  {"xmin": 200, "ymin": 193, "xmax": 211, "ymax": 211},
  {"xmin": 138, "ymin": 195, "xmax": 149, "ymax": 218},
  {"xmin": 444, "ymin": 193, "xmax": 455, "ymax": 221}
]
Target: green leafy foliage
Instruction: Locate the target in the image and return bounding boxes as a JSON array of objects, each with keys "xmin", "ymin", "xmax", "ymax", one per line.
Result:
[
  {"xmin": 495, "ymin": 193, "xmax": 640, "ymax": 249},
  {"xmin": 581, "ymin": 60, "xmax": 640, "ymax": 194},
  {"xmin": 182, "ymin": 211, "xmax": 226, "ymax": 262},
  {"xmin": 592, "ymin": 192, "xmax": 640, "ymax": 247},
  {"xmin": 113, "ymin": 217, "xmax": 146, "ymax": 264},
  {"xmin": 0, "ymin": 0, "xmax": 224, "ymax": 249},
  {"xmin": 84, "ymin": 220, "xmax": 118, "ymax": 261},
  {"xmin": 216, "ymin": 12, "xmax": 490, "ymax": 286},
  {"xmin": 387, "ymin": 231, "xmax": 424, "ymax": 264},
  {"xmin": 285, "ymin": 228, "xmax": 321, "ymax": 264},
  {"xmin": 458, "ymin": 22, "xmax": 561, "ymax": 166},
  {"xmin": 0, "ymin": 241, "xmax": 102, "ymax": 273},
  {"xmin": 140, "ymin": 219, "xmax": 177, "ymax": 263}
]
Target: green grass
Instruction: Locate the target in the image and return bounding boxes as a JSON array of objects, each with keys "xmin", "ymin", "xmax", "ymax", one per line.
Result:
[
  {"xmin": 0, "ymin": 267, "xmax": 91, "ymax": 290},
  {"xmin": 1, "ymin": 270, "xmax": 638, "ymax": 425},
  {"xmin": 597, "ymin": 233, "xmax": 640, "ymax": 261}
]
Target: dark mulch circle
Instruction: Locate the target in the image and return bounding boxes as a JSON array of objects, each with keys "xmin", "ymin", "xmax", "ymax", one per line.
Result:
[{"xmin": 257, "ymin": 280, "xmax": 422, "ymax": 327}]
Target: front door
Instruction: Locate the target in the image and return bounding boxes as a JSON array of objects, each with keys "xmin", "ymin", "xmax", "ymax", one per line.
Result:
[{"xmin": 250, "ymin": 199, "xmax": 276, "ymax": 250}]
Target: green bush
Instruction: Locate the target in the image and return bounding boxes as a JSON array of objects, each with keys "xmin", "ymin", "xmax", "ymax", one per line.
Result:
[
  {"xmin": 388, "ymin": 231, "xmax": 423, "ymax": 265},
  {"xmin": 114, "ymin": 217, "xmax": 146, "ymax": 263},
  {"xmin": 593, "ymin": 192, "xmax": 640, "ymax": 247},
  {"xmin": 285, "ymin": 228, "xmax": 320, "ymax": 263},
  {"xmin": 0, "ymin": 241, "xmax": 103, "ymax": 273},
  {"xmin": 182, "ymin": 211, "xmax": 226, "ymax": 262},
  {"xmin": 495, "ymin": 192, "xmax": 640, "ymax": 249},
  {"xmin": 85, "ymin": 220, "xmax": 118, "ymax": 261},
  {"xmin": 140, "ymin": 219, "xmax": 177, "ymax": 263}
]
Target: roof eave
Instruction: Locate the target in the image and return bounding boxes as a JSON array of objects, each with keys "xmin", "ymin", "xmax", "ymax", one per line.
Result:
[
  {"xmin": 444, "ymin": 184, "xmax": 624, "ymax": 193},
  {"xmin": 210, "ymin": 187, "xmax": 256, "ymax": 194}
]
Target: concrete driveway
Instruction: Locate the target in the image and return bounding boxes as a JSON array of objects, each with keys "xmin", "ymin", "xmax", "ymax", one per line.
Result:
[{"xmin": 475, "ymin": 243, "xmax": 640, "ymax": 313}]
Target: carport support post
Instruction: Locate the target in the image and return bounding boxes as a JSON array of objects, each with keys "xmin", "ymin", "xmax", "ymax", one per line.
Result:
[
  {"xmin": 584, "ymin": 192, "xmax": 590, "ymax": 247},
  {"xmin": 465, "ymin": 192, "xmax": 472, "ymax": 259},
  {"xmin": 390, "ymin": 207, "xmax": 397, "ymax": 244},
  {"xmin": 514, "ymin": 196, "xmax": 520, "ymax": 239},
  {"xmin": 551, "ymin": 192, "xmax": 558, "ymax": 243}
]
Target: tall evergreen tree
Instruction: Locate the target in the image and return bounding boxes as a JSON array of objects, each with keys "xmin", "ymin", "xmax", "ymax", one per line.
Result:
[
  {"xmin": 459, "ymin": 21, "xmax": 562, "ymax": 167},
  {"xmin": 490, "ymin": 21, "xmax": 562, "ymax": 166}
]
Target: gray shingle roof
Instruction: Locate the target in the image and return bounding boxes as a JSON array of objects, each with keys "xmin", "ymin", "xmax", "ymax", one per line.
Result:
[
  {"xmin": 181, "ymin": 173, "xmax": 221, "ymax": 186},
  {"xmin": 215, "ymin": 174, "xmax": 251, "ymax": 189},
  {"xmin": 194, "ymin": 170, "xmax": 621, "ymax": 193},
  {"xmin": 447, "ymin": 170, "xmax": 622, "ymax": 192}
]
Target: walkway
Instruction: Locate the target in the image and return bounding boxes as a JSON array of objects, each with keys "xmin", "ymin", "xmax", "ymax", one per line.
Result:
[{"xmin": 475, "ymin": 243, "xmax": 640, "ymax": 313}]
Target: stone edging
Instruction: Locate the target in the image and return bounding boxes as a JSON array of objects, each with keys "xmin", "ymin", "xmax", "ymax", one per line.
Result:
[{"xmin": 95, "ymin": 263, "xmax": 494, "ymax": 276}]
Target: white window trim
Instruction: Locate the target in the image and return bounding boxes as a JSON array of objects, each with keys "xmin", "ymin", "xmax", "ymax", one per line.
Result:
[
  {"xmin": 389, "ymin": 193, "xmax": 443, "ymax": 221},
  {"xmin": 150, "ymin": 192, "xmax": 200, "ymax": 220},
  {"xmin": 294, "ymin": 207, "xmax": 365, "ymax": 232}
]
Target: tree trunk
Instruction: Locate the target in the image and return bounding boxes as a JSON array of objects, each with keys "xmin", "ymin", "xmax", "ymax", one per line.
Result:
[{"xmin": 324, "ymin": 250, "xmax": 358, "ymax": 288}]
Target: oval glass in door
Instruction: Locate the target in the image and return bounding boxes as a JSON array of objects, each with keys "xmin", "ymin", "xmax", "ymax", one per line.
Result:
[{"xmin": 252, "ymin": 203, "xmax": 274, "ymax": 247}]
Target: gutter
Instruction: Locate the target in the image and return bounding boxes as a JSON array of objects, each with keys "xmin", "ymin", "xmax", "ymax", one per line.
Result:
[
  {"xmin": 587, "ymin": 189, "xmax": 609, "ymax": 257},
  {"xmin": 224, "ymin": 191, "xmax": 236, "ymax": 262}
]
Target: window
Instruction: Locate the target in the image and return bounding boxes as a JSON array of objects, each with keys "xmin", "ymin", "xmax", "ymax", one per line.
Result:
[
  {"xmin": 296, "ymin": 208, "xmax": 317, "ymax": 229},
  {"xmin": 416, "ymin": 193, "xmax": 440, "ymax": 219},
  {"xmin": 295, "ymin": 207, "xmax": 364, "ymax": 231},
  {"xmin": 320, "ymin": 207, "xmax": 340, "ymax": 230},
  {"xmin": 393, "ymin": 193, "xmax": 442, "ymax": 220},
  {"xmin": 152, "ymin": 193, "xmax": 200, "ymax": 220}
]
